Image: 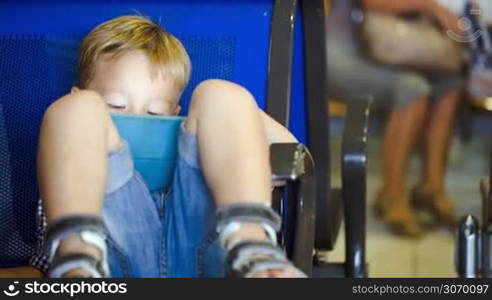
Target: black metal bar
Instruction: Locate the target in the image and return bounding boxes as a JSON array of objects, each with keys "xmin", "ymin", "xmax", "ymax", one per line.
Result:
[
  {"xmin": 284, "ymin": 182, "xmax": 297, "ymax": 259},
  {"xmin": 342, "ymin": 101, "xmax": 370, "ymax": 278},
  {"xmin": 480, "ymin": 229, "xmax": 490, "ymax": 277},
  {"xmin": 314, "ymin": 187, "xmax": 343, "ymax": 251},
  {"xmin": 271, "ymin": 185, "xmax": 285, "ymax": 247},
  {"xmin": 292, "ymin": 156, "xmax": 315, "ymax": 276},
  {"xmin": 270, "ymin": 143, "xmax": 316, "ymax": 276},
  {"xmin": 481, "ymin": 145, "xmax": 492, "ymax": 277},
  {"xmin": 312, "ymin": 262, "xmax": 346, "ymax": 278},
  {"xmin": 301, "ymin": 0, "xmax": 332, "ymax": 251},
  {"xmin": 266, "ymin": 0, "xmax": 297, "ymax": 126}
]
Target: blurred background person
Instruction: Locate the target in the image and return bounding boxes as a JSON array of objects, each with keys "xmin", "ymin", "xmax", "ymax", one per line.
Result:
[{"xmin": 326, "ymin": 0, "xmax": 466, "ymax": 237}]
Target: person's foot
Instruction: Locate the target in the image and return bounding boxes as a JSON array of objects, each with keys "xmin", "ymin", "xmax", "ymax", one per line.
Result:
[
  {"xmin": 247, "ymin": 261, "xmax": 303, "ymax": 278},
  {"xmin": 225, "ymin": 223, "xmax": 305, "ymax": 278},
  {"xmin": 46, "ymin": 216, "xmax": 109, "ymax": 278},
  {"xmin": 374, "ymin": 190, "xmax": 422, "ymax": 237},
  {"xmin": 411, "ymin": 186, "xmax": 458, "ymax": 229},
  {"xmin": 54, "ymin": 235, "xmax": 104, "ymax": 277}
]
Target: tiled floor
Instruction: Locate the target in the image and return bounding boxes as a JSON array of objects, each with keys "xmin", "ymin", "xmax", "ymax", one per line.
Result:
[{"xmin": 324, "ymin": 115, "xmax": 490, "ymax": 277}]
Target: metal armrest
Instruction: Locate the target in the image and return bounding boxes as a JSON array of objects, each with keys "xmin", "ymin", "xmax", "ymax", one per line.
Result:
[
  {"xmin": 271, "ymin": 143, "xmax": 312, "ymax": 182},
  {"xmin": 270, "ymin": 143, "xmax": 315, "ymax": 276},
  {"xmin": 342, "ymin": 101, "xmax": 370, "ymax": 278},
  {"xmin": 481, "ymin": 177, "xmax": 492, "ymax": 232}
]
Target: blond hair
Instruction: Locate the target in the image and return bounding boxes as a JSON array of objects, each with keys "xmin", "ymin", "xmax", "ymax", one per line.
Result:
[{"xmin": 78, "ymin": 15, "xmax": 191, "ymax": 90}]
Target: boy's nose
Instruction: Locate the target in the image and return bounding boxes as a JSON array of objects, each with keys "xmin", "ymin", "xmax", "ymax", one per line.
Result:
[{"xmin": 128, "ymin": 105, "xmax": 147, "ymax": 115}]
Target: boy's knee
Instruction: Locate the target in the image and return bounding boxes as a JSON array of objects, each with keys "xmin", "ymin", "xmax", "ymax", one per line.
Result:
[
  {"xmin": 43, "ymin": 90, "xmax": 122, "ymax": 151},
  {"xmin": 187, "ymin": 80, "xmax": 258, "ymax": 130},
  {"xmin": 193, "ymin": 80, "xmax": 255, "ymax": 106},
  {"xmin": 46, "ymin": 90, "xmax": 108, "ymax": 118}
]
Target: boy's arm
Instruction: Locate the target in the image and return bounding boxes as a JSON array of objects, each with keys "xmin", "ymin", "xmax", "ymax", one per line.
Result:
[{"xmin": 259, "ymin": 110, "xmax": 298, "ymax": 144}]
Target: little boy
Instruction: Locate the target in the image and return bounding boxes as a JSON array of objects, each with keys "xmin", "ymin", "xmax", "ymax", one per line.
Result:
[{"xmin": 36, "ymin": 15, "xmax": 304, "ymax": 278}]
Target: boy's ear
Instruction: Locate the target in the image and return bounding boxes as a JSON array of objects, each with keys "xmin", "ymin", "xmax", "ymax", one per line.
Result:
[
  {"xmin": 71, "ymin": 86, "xmax": 80, "ymax": 94},
  {"xmin": 173, "ymin": 105, "xmax": 182, "ymax": 116}
]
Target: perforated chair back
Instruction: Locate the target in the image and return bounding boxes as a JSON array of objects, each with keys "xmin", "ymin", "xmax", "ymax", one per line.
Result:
[{"xmin": 0, "ymin": 0, "xmax": 315, "ymax": 267}]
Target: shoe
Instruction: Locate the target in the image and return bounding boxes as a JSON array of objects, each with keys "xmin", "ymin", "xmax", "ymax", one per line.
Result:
[
  {"xmin": 374, "ymin": 191, "xmax": 423, "ymax": 238},
  {"xmin": 411, "ymin": 187, "xmax": 458, "ymax": 229}
]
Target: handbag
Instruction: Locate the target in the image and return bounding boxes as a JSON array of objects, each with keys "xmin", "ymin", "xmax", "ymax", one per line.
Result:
[{"xmin": 361, "ymin": 12, "xmax": 464, "ymax": 73}]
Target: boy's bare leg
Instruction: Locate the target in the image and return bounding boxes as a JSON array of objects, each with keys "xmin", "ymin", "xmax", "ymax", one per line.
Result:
[
  {"xmin": 186, "ymin": 80, "xmax": 298, "ymax": 277},
  {"xmin": 414, "ymin": 89, "xmax": 461, "ymax": 225},
  {"xmin": 38, "ymin": 90, "xmax": 122, "ymax": 273}
]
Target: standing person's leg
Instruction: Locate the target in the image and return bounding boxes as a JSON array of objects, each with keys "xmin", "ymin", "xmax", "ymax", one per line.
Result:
[
  {"xmin": 373, "ymin": 71, "xmax": 435, "ymax": 237},
  {"xmin": 38, "ymin": 90, "xmax": 122, "ymax": 276},
  {"xmin": 379, "ymin": 97, "xmax": 429, "ymax": 197},
  {"xmin": 375, "ymin": 96, "xmax": 428, "ymax": 236},
  {"xmin": 413, "ymin": 89, "xmax": 461, "ymax": 226},
  {"xmin": 326, "ymin": 43, "xmax": 432, "ymax": 236}
]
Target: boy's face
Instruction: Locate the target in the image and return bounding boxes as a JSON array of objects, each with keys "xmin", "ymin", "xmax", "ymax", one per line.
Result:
[{"xmin": 80, "ymin": 50, "xmax": 182, "ymax": 116}]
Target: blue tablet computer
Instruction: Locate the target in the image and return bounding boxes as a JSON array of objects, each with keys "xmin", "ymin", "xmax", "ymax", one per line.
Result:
[{"xmin": 111, "ymin": 114, "xmax": 186, "ymax": 192}]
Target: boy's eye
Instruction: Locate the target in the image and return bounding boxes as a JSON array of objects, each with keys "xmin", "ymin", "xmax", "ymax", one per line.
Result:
[
  {"xmin": 147, "ymin": 111, "xmax": 162, "ymax": 116},
  {"xmin": 107, "ymin": 104, "xmax": 126, "ymax": 110}
]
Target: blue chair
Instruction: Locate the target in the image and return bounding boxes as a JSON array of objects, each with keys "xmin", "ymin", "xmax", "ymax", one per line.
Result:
[{"xmin": 0, "ymin": 0, "xmax": 369, "ymax": 277}]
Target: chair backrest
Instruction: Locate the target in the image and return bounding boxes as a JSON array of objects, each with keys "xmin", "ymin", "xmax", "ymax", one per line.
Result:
[{"xmin": 0, "ymin": 0, "xmax": 322, "ymax": 267}]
